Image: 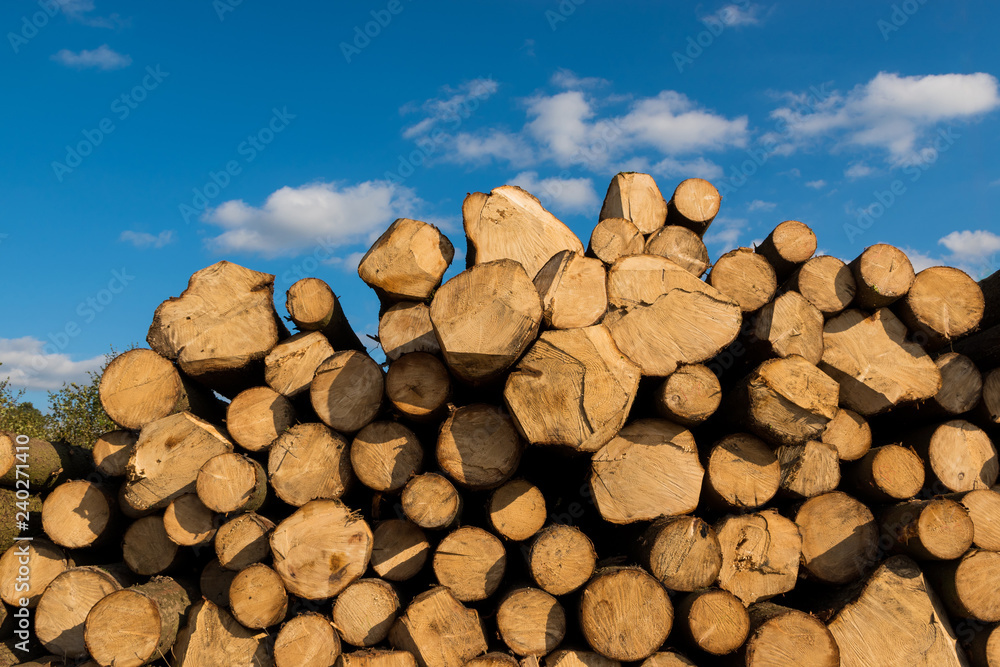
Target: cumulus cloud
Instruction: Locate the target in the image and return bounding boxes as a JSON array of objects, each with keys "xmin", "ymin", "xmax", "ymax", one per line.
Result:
[
  {"xmin": 748, "ymin": 199, "xmax": 776, "ymax": 211},
  {"xmin": 550, "ymin": 69, "xmax": 609, "ymax": 89},
  {"xmin": 0, "ymin": 337, "xmax": 105, "ymax": 391},
  {"xmin": 509, "ymin": 171, "xmax": 600, "ymax": 214},
  {"xmin": 805, "ymin": 179, "xmax": 827, "ymax": 189},
  {"xmin": 120, "ymin": 230, "xmax": 174, "ymax": 248},
  {"xmin": 845, "ymin": 162, "xmax": 874, "ymax": 179},
  {"xmin": 51, "ymin": 44, "xmax": 131, "ymax": 70},
  {"xmin": 700, "ymin": 3, "xmax": 765, "ymax": 27},
  {"xmin": 703, "ymin": 217, "xmax": 748, "ymax": 253}
]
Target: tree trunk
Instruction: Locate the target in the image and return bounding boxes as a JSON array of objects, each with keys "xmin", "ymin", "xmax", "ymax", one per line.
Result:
[
  {"xmin": 896, "ymin": 266, "xmax": 984, "ymax": 346},
  {"xmin": 0, "ymin": 539, "xmax": 71, "ymax": 608},
  {"xmin": 488, "ymin": 479, "xmax": 546, "ymax": 542},
  {"xmin": 743, "ymin": 602, "xmax": 839, "ymax": 667},
  {"xmin": 599, "ymin": 172, "xmax": 668, "ymax": 235},
  {"xmin": 652, "ymin": 364, "xmax": 721, "ymax": 426},
  {"xmin": 163, "ymin": 494, "xmax": 216, "ymax": 547},
  {"xmin": 269, "ymin": 423, "xmax": 353, "ymax": 507},
  {"xmin": 704, "ymin": 433, "xmax": 780, "ymax": 510},
  {"xmin": 644, "ymin": 225, "xmax": 709, "ymax": 277},
  {"xmin": 849, "ymin": 243, "xmax": 916, "ymax": 309},
  {"xmin": 496, "ymin": 587, "xmax": 565, "ymax": 657},
  {"xmin": 333, "ymin": 578, "xmax": 400, "ymax": 647},
  {"xmin": 708, "ymin": 247, "xmax": 778, "ymax": 313},
  {"xmin": 820, "ymin": 408, "xmax": 871, "ymax": 461},
  {"xmin": 785, "ymin": 255, "xmax": 857, "ymax": 316},
  {"xmin": 215, "ymin": 511, "xmax": 275, "ymax": 571},
  {"xmin": 34, "ymin": 566, "xmax": 126, "ymax": 659},
  {"xmin": 385, "ymin": 352, "xmax": 451, "ymax": 424},
  {"xmin": 311, "ymin": 351, "xmax": 384, "ymax": 434},
  {"xmin": 196, "ymin": 452, "xmax": 266, "ymax": 514},
  {"xmin": 755, "ymin": 220, "xmax": 817, "ymax": 280},
  {"xmin": 371, "ymin": 520, "xmax": 431, "ymax": 582},
  {"xmin": 41, "ymin": 480, "xmax": 113, "ymax": 549},
  {"xmin": 436, "ymin": 405, "xmax": 522, "ymax": 490},
  {"xmin": 909, "ymin": 419, "xmax": 998, "ymax": 493},
  {"xmin": 389, "ymin": 586, "xmax": 487, "ymax": 667},
  {"xmin": 665, "ymin": 178, "xmax": 720, "ymax": 236},
  {"xmin": 351, "ymin": 421, "xmax": 423, "ymax": 493},
  {"xmin": 273, "ymin": 612, "xmax": 341, "ymax": 667},
  {"xmin": 401, "ymin": 474, "xmax": 461, "ymax": 530},
  {"xmin": 579, "ymin": 567, "xmax": 673, "ymax": 662},
  {"xmin": 528, "ymin": 524, "xmax": 596, "ymax": 596},
  {"xmin": 588, "ymin": 217, "xmax": 644, "ymax": 266},
  {"xmin": 285, "ymin": 277, "xmax": 365, "ymax": 352},
  {"xmin": 794, "ymin": 491, "xmax": 878, "ymax": 584},
  {"xmin": 843, "ymin": 444, "xmax": 925, "ymax": 502},
  {"xmin": 715, "ymin": 510, "xmax": 801, "ymax": 605},
  {"xmin": 229, "ymin": 563, "xmax": 288, "ymax": 629},
  {"xmin": 638, "ymin": 516, "xmax": 722, "ymax": 593},
  {"xmin": 379, "ymin": 302, "xmax": 441, "ymax": 362},
  {"xmin": 172, "ymin": 599, "xmax": 273, "ymax": 667},
  {"xmin": 533, "ymin": 251, "xmax": 608, "ymax": 330},
  {"xmin": 776, "ymin": 440, "xmax": 841, "ymax": 499},
  {"xmin": 91, "ymin": 430, "xmax": 138, "ymax": 477},
  {"xmin": 358, "ymin": 217, "xmax": 455, "ymax": 303},
  {"xmin": 674, "ymin": 588, "xmax": 749, "ymax": 656},
  {"xmin": 122, "ymin": 514, "xmax": 179, "ymax": 576},
  {"xmin": 432, "ymin": 526, "xmax": 506, "ymax": 602},
  {"xmin": 265, "ymin": 331, "xmax": 335, "ymax": 397},
  {"xmin": 880, "ymin": 499, "xmax": 974, "ymax": 560}
]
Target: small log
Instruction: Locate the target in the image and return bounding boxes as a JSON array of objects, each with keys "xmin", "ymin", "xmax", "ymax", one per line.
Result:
[
  {"xmin": 333, "ymin": 578, "xmax": 400, "ymax": 647},
  {"xmin": 430, "ymin": 259, "xmax": 543, "ymax": 385},
  {"xmin": 163, "ymin": 494, "xmax": 216, "ymax": 546},
  {"xmin": 600, "ymin": 172, "xmax": 668, "ymax": 235},
  {"xmin": 358, "ymin": 218, "xmax": 455, "ymax": 302},
  {"xmin": 674, "ymin": 588, "xmax": 749, "ymax": 656},
  {"xmin": 755, "ymin": 220, "xmax": 817, "ymax": 280},
  {"xmin": 0, "ymin": 434, "xmax": 89, "ymax": 492},
  {"xmin": 590, "ymin": 419, "xmax": 703, "ymax": 524},
  {"xmin": 639, "ymin": 653, "xmax": 695, "ymax": 667},
  {"xmin": 265, "ymin": 331, "xmax": 334, "ymax": 397},
  {"xmin": 379, "ymin": 302, "xmax": 441, "ymax": 361},
  {"xmin": 385, "ymin": 353, "xmax": 451, "ymax": 423},
  {"xmin": 437, "ymin": 405, "xmax": 523, "ymax": 490},
  {"xmin": 579, "ymin": 567, "xmax": 672, "ymax": 662},
  {"xmin": 496, "ymin": 587, "xmax": 566, "ymax": 657},
  {"xmin": 215, "ymin": 512, "xmax": 275, "ymax": 571},
  {"xmin": 703, "ymin": 433, "xmax": 780, "ymax": 510},
  {"xmin": 844, "ymin": 444, "xmax": 925, "ymax": 503},
  {"xmin": 548, "ymin": 651, "xmax": 621, "ymax": 667},
  {"xmin": 935, "ymin": 549, "xmax": 1000, "ymax": 622},
  {"xmin": 172, "ymin": 599, "xmax": 273, "ymax": 667},
  {"xmin": 35, "ymin": 566, "xmax": 124, "ymax": 659},
  {"xmin": 786, "ymin": 255, "xmax": 857, "ymax": 316},
  {"xmin": 708, "ymin": 247, "xmax": 778, "ymax": 313},
  {"xmin": 401, "ymin": 473, "xmax": 461, "ymax": 530},
  {"xmin": 432, "ymin": 526, "xmax": 506, "ymax": 602},
  {"xmin": 820, "ymin": 408, "xmax": 872, "ymax": 461},
  {"xmin": 196, "ymin": 452, "xmax": 266, "ymax": 514},
  {"xmin": 909, "ymin": 419, "xmax": 998, "ymax": 493},
  {"xmin": 268, "ymin": 422, "xmax": 353, "ymax": 507},
  {"xmin": 529, "ymin": 524, "xmax": 597, "ymax": 596},
  {"xmin": 285, "ymin": 277, "xmax": 365, "ymax": 352},
  {"xmin": 84, "ymin": 576, "xmax": 191, "ymax": 667},
  {"xmin": 273, "ymin": 612, "xmax": 341, "ymax": 667},
  {"xmin": 652, "ymin": 364, "xmax": 721, "ymax": 427},
  {"xmin": 880, "ymin": 498, "xmax": 974, "ymax": 560},
  {"xmin": 199, "ymin": 559, "xmax": 235, "ymax": 607},
  {"xmin": 743, "ymin": 602, "xmax": 839, "ymax": 667},
  {"xmin": 715, "ymin": 510, "xmax": 801, "ymax": 605},
  {"xmin": 795, "ymin": 491, "xmax": 878, "ymax": 584},
  {"xmin": 666, "ymin": 178, "xmax": 720, "ymax": 235},
  {"xmin": 960, "ymin": 488, "xmax": 1000, "ymax": 551},
  {"xmin": 644, "ymin": 225, "xmax": 709, "ymax": 277},
  {"xmin": 122, "ymin": 514, "xmax": 178, "ymax": 576},
  {"xmin": 351, "ymin": 422, "xmax": 423, "ymax": 493},
  {"xmin": 311, "ymin": 351, "xmax": 384, "ymax": 433},
  {"xmin": 270, "ymin": 499, "xmax": 372, "ymax": 599},
  {"xmin": 588, "ymin": 218, "xmax": 644, "ymax": 266},
  {"xmin": 488, "ymin": 479, "xmax": 546, "ymax": 542},
  {"xmin": 533, "ymin": 251, "xmax": 608, "ymax": 330},
  {"xmin": 225, "ymin": 386, "xmax": 296, "ymax": 453},
  {"xmin": 342, "ymin": 650, "xmax": 417, "ymax": 667},
  {"xmin": 751, "ymin": 290, "xmax": 825, "ymax": 365},
  {"xmin": 371, "ymin": 520, "xmax": 431, "ymax": 582},
  {"xmin": 467, "ymin": 653, "xmax": 519, "ymax": 667},
  {"xmin": 639, "ymin": 516, "xmax": 722, "ymax": 592},
  {"xmin": 41, "ymin": 480, "xmax": 113, "ymax": 549},
  {"xmin": 776, "ymin": 440, "xmax": 841, "ymax": 498},
  {"xmin": 389, "ymin": 586, "xmax": 487, "ymax": 667},
  {"xmin": 229, "ymin": 563, "xmax": 288, "ymax": 629},
  {"xmin": 504, "ymin": 325, "xmax": 640, "ymax": 452},
  {"xmin": 849, "ymin": 243, "xmax": 915, "ymax": 309},
  {"xmin": 92, "ymin": 430, "xmax": 138, "ymax": 477},
  {"xmin": 930, "ymin": 352, "xmax": 984, "ymax": 416},
  {"xmin": 897, "ymin": 266, "xmax": 985, "ymax": 346}
]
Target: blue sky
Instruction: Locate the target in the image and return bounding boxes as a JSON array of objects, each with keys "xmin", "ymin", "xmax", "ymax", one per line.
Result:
[{"xmin": 2, "ymin": 0, "xmax": 999, "ymax": 406}]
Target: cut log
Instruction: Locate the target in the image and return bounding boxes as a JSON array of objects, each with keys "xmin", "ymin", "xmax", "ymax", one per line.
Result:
[
  {"xmin": 0, "ymin": 539, "xmax": 70, "ymax": 608},
  {"xmin": 743, "ymin": 602, "xmax": 839, "ymax": 667},
  {"xmin": 35, "ymin": 566, "xmax": 124, "ymax": 659},
  {"xmin": 123, "ymin": 411, "xmax": 233, "ymax": 512},
  {"xmin": 820, "ymin": 408, "xmax": 872, "ymax": 461},
  {"xmin": 163, "ymin": 494, "xmax": 216, "ymax": 546},
  {"xmin": 215, "ymin": 512, "xmax": 275, "ymax": 571},
  {"xmin": 385, "ymin": 352, "xmax": 451, "ymax": 423},
  {"xmin": 199, "ymin": 559, "xmax": 236, "ymax": 607},
  {"xmin": 401, "ymin": 473, "xmax": 461, "ymax": 530},
  {"xmin": 122, "ymin": 514, "xmax": 178, "ymax": 576},
  {"xmin": 467, "ymin": 653, "xmax": 519, "ymax": 667},
  {"xmin": 896, "ymin": 266, "xmax": 984, "ymax": 346},
  {"xmin": 533, "ymin": 251, "xmax": 608, "ymax": 330},
  {"xmin": 588, "ymin": 218, "xmax": 644, "ymax": 266},
  {"xmin": 84, "ymin": 576, "xmax": 191, "ymax": 667},
  {"xmin": 909, "ymin": 419, "xmax": 998, "ymax": 493},
  {"xmin": 703, "ymin": 433, "xmax": 780, "ymax": 510},
  {"xmin": 0, "ymin": 434, "xmax": 89, "ymax": 492},
  {"xmin": 311, "ymin": 351, "xmax": 384, "ymax": 433},
  {"xmin": 969, "ymin": 624, "xmax": 1000, "ymax": 667},
  {"xmin": 529, "ymin": 524, "xmax": 597, "ymax": 596},
  {"xmin": 504, "ymin": 325, "xmax": 640, "ymax": 453},
  {"xmin": 0, "ymin": 487, "xmax": 42, "ymax": 554},
  {"xmin": 795, "ymin": 491, "xmax": 878, "ymax": 584},
  {"xmin": 389, "ymin": 586, "xmax": 487, "ymax": 667},
  {"xmin": 146, "ymin": 261, "xmax": 285, "ymax": 396},
  {"xmin": 196, "ymin": 452, "xmax": 266, "ymax": 514},
  {"xmin": 755, "ymin": 220, "xmax": 817, "ymax": 280},
  {"xmin": 333, "ymin": 578, "xmax": 400, "ymax": 647},
  {"xmin": 229, "ymin": 563, "xmax": 288, "ymax": 629},
  {"xmin": 430, "ymin": 259, "xmax": 543, "ymax": 385},
  {"xmin": 351, "ymin": 422, "xmax": 423, "ymax": 493},
  {"xmin": 432, "ymin": 526, "xmax": 506, "ymax": 602},
  {"xmin": 935, "ymin": 549, "xmax": 1000, "ymax": 622},
  {"xmin": 437, "ymin": 405, "xmax": 523, "ymax": 490},
  {"xmin": 849, "ymin": 243, "xmax": 915, "ymax": 309},
  {"xmin": 92, "ymin": 430, "xmax": 138, "ymax": 477},
  {"xmin": 172, "ymin": 599, "xmax": 273, "ymax": 667},
  {"xmin": 666, "ymin": 178, "xmax": 720, "ymax": 235},
  {"xmin": 644, "ymin": 225, "xmax": 709, "ymax": 277},
  {"xmin": 548, "ymin": 651, "xmax": 622, "ymax": 667},
  {"xmin": 776, "ymin": 440, "xmax": 841, "ymax": 498},
  {"xmin": 488, "ymin": 479, "xmax": 546, "ymax": 542},
  {"xmin": 960, "ymin": 488, "xmax": 1000, "ymax": 551},
  {"xmin": 265, "ymin": 331, "xmax": 335, "ymax": 397},
  {"xmin": 715, "ymin": 510, "xmax": 801, "ymax": 605},
  {"xmin": 285, "ymin": 277, "xmax": 365, "ymax": 352},
  {"xmin": 599, "ymin": 172, "xmax": 668, "ymax": 235},
  {"xmin": 639, "ymin": 516, "xmax": 722, "ymax": 592},
  {"xmin": 880, "ymin": 498, "xmax": 974, "ymax": 560},
  {"xmin": 675, "ymin": 588, "xmax": 749, "ymax": 656},
  {"xmin": 639, "ymin": 653, "xmax": 695, "ymax": 667},
  {"xmin": 269, "ymin": 423, "xmax": 353, "ymax": 506},
  {"xmin": 496, "ymin": 587, "xmax": 566, "ymax": 656},
  {"xmin": 731, "ymin": 355, "xmax": 839, "ymax": 446},
  {"xmin": 579, "ymin": 567, "xmax": 672, "ymax": 662},
  {"xmin": 844, "ymin": 444, "xmax": 925, "ymax": 503},
  {"xmin": 708, "ymin": 248, "xmax": 778, "ymax": 313},
  {"xmin": 273, "ymin": 612, "xmax": 341, "ymax": 667},
  {"xmin": 751, "ymin": 290, "xmax": 825, "ymax": 365},
  {"xmin": 342, "ymin": 650, "xmax": 417, "ymax": 667},
  {"xmin": 371, "ymin": 520, "xmax": 431, "ymax": 582},
  {"xmin": 379, "ymin": 302, "xmax": 441, "ymax": 361},
  {"xmin": 653, "ymin": 364, "xmax": 721, "ymax": 426},
  {"xmin": 270, "ymin": 499, "xmax": 372, "ymax": 599},
  {"xmin": 590, "ymin": 419, "xmax": 703, "ymax": 524},
  {"xmin": 929, "ymin": 352, "xmax": 984, "ymax": 416},
  {"xmin": 40, "ymin": 480, "xmax": 112, "ymax": 550},
  {"xmin": 225, "ymin": 386, "xmax": 296, "ymax": 453},
  {"xmin": 786, "ymin": 255, "xmax": 857, "ymax": 316},
  {"xmin": 358, "ymin": 218, "xmax": 455, "ymax": 302},
  {"xmin": 118, "ymin": 484, "xmax": 152, "ymax": 520}
]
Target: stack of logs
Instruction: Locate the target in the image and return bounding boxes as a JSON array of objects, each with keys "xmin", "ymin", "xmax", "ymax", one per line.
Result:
[{"xmin": 1, "ymin": 172, "xmax": 999, "ymax": 667}]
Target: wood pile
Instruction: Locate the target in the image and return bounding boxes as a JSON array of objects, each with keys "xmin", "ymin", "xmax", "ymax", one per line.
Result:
[{"xmin": 1, "ymin": 173, "xmax": 999, "ymax": 667}]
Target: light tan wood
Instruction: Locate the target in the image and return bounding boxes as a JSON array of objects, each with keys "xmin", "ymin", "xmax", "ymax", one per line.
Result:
[
  {"xmin": 496, "ymin": 587, "xmax": 565, "ymax": 656},
  {"xmin": 385, "ymin": 352, "xmax": 451, "ymax": 423},
  {"xmin": 41, "ymin": 480, "xmax": 112, "ymax": 549},
  {"xmin": 229, "ymin": 563, "xmax": 288, "ymax": 629},
  {"xmin": 199, "ymin": 559, "xmax": 236, "ymax": 608},
  {"xmin": 196, "ymin": 452, "xmax": 266, "ymax": 514},
  {"xmin": 359, "ymin": 218, "xmax": 455, "ymax": 302},
  {"xmin": 845, "ymin": 444, "xmax": 925, "ymax": 502},
  {"xmin": 342, "ymin": 650, "xmax": 416, "ymax": 667},
  {"xmin": 652, "ymin": 364, "xmax": 721, "ymax": 426},
  {"xmin": 849, "ymin": 243, "xmax": 915, "ymax": 308},
  {"xmin": 401, "ymin": 473, "xmax": 461, "ymax": 530},
  {"xmin": 333, "ymin": 578, "xmax": 400, "ymax": 647},
  {"xmin": 269, "ymin": 422, "xmax": 353, "ymax": 506},
  {"xmin": 379, "ymin": 302, "xmax": 441, "ymax": 361},
  {"xmin": 897, "ymin": 266, "xmax": 985, "ymax": 345},
  {"xmin": 371, "ymin": 520, "xmax": 431, "ymax": 581},
  {"xmin": 488, "ymin": 479, "xmax": 546, "ymax": 542},
  {"xmin": 666, "ymin": 178, "xmax": 720, "ymax": 235},
  {"xmin": 936, "ymin": 549, "xmax": 1000, "ymax": 622},
  {"xmin": 172, "ymin": 599, "xmax": 273, "ymax": 666},
  {"xmin": 285, "ymin": 276, "xmax": 364, "ymax": 351},
  {"xmin": 744, "ymin": 602, "xmax": 839, "ymax": 667},
  {"xmin": 579, "ymin": 567, "xmax": 672, "ymax": 662},
  {"xmin": 311, "ymin": 351, "xmax": 384, "ymax": 433},
  {"xmin": 437, "ymin": 405, "xmax": 523, "ymax": 490},
  {"xmin": 644, "ymin": 225, "xmax": 709, "ymax": 277},
  {"xmin": 265, "ymin": 330, "xmax": 334, "ymax": 397},
  {"xmin": 776, "ymin": 440, "xmax": 841, "ymax": 498},
  {"xmin": 389, "ymin": 586, "xmax": 487, "ymax": 667},
  {"xmin": 931, "ymin": 352, "xmax": 984, "ymax": 415},
  {"xmin": 755, "ymin": 220, "xmax": 817, "ymax": 279},
  {"xmin": 215, "ymin": 512, "xmax": 275, "ymax": 571},
  {"xmin": 467, "ymin": 653, "xmax": 519, "ymax": 667},
  {"xmin": 547, "ymin": 651, "xmax": 622, "ymax": 667},
  {"xmin": 225, "ymin": 385, "xmax": 296, "ymax": 452},
  {"xmin": 273, "ymin": 612, "xmax": 341, "ymax": 667},
  {"xmin": 529, "ymin": 524, "xmax": 597, "ymax": 595},
  {"xmin": 164, "ymin": 493, "xmax": 216, "ymax": 546},
  {"xmin": 99, "ymin": 348, "xmax": 186, "ymax": 430},
  {"xmin": 505, "ymin": 325, "xmax": 640, "ymax": 452},
  {"xmin": 638, "ymin": 653, "xmax": 695, "ymax": 667},
  {"xmin": 351, "ymin": 422, "xmax": 423, "ymax": 493},
  {"xmin": 590, "ymin": 419, "xmax": 703, "ymax": 523},
  {"xmin": 123, "ymin": 514, "xmax": 177, "ymax": 576},
  {"xmin": 708, "ymin": 247, "xmax": 778, "ymax": 312},
  {"xmin": 969, "ymin": 623, "xmax": 1000, "ymax": 667},
  {"xmin": 704, "ymin": 433, "xmax": 780, "ymax": 509},
  {"xmin": 910, "ymin": 419, "xmax": 998, "ymax": 493},
  {"xmin": 533, "ymin": 250, "xmax": 608, "ymax": 329},
  {"xmin": 716, "ymin": 510, "xmax": 801, "ymax": 605},
  {"xmin": 960, "ymin": 488, "xmax": 1000, "ymax": 551},
  {"xmin": 795, "ymin": 491, "xmax": 878, "ymax": 584},
  {"xmin": 35, "ymin": 566, "xmax": 124, "ymax": 659},
  {"xmin": 752, "ymin": 290, "xmax": 824, "ymax": 365},
  {"xmin": 787, "ymin": 255, "xmax": 856, "ymax": 316},
  {"xmin": 432, "ymin": 526, "xmax": 506, "ymax": 602},
  {"xmin": 820, "ymin": 408, "xmax": 872, "ymax": 461},
  {"xmin": 640, "ymin": 516, "xmax": 721, "ymax": 592},
  {"xmin": 270, "ymin": 499, "xmax": 372, "ymax": 599},
  {"xmin": 600, "ymin": 172, "xmax": 668, "ymax": 235},
  {"xmin": 675, "ymin": 588, "xmax": 749, "ymax": 656},
  {"xmin": 92, "ymin": 430, "xmax": 138, "ymax": 477},
  {"xmin": 588, "ymin": 217, "xmax": 644, "ymax": 266},
  {"xmin": 881, "ymin": 499, "xmax": 974, "ymax": 560}
]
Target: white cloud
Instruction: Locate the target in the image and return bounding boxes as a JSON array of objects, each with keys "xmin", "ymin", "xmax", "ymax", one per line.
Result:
[
  {"xmin": 990, "ymin": 178, "xmax": 1000, "ymax": 187},
  {"xmin": 509, "ymin": 171, "xmax": 599, "ymax": 214},
  {"xmin": 805, "ymin": 179, "xmax": 827, "ymax": 189},
  {"xmin": 550, "ymin": 69, "xmax": 609, "ymax": 89},
  {"xmin": 452, "ymin": 130, "xmax": 534, "ymax": 165},
  {"xmin": 120, "ymin": 230, "xmax": 174, "ymax": 248},
  {"xmin": 649, "ymin": 156, "xmax": 724, "ymax": 179},
  {"xmin": 844, "ymin": 162, "xmax": 874, "ymax": 179},
  {"xmin": 703, "ymin": 217, "xmax": 747, "ymax": 253},
  {"xmin": 51, "ymin": 44, "xmax": 131, "ymax": 70},
  {"xmin": 902, "ymin": 247, "xmax": 941, "ymax": 273},
  {"xmin": 55, "ymin": 0, "xmax": 125, "ymax": 27},
  {"xmin": 618, "ymin": 91, "xmax": 749, "ymax": 155},
  {"xmin": 748, "ymin": 199, "xmax": 776, "ymax": 211},
  {"xmin": 0, "ymin": 337, "xmax": 105, "ymax": 391},
  {"xmin": 938, "ymin": 230, "xmax": 1000, "ymax": 275},
  {"xmin": 702, "ymin": 3, "xmax": 764, "ymax": 27},
  {"xmin": 203, "ymin": 180, "xmax": 418, "ymax": 257},
  {"xmin": 401, "ymin": 78, "xmax": 499, "ymax": 140}
]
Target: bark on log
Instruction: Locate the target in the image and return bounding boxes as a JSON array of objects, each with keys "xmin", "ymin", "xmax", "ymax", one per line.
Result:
[
  {"xmin": 35, "ymin": 566, "xmax": 124, "ymax": 659},
  {"xmin": 436, "ymin": 405, "xmax": 522, "ymax": 490},
  {"xmin": 880, "ymin": 498, "xmax": 974, "ymax": 560},
  {"xmin": 379, "ymin": 302, "xmax": 441, "ymax": 362},
  {"xmin": 358, "ymin": 218, "xmax": 455, "ymax": 303},
  {"xmin": 385, "ymin": 353, "xmax": 451, "ymax": 424},
  {"xmin": 533, "ymin": 251, "xmax": 608, "ymax": 330},
  {"xmin": 273, "ymin": 612, "xmax": 341, "ymax": 667},
  {"xmin": 285, "ymin": 277, "xmax": 365, "ymax": 352},
  {"xmin": 401, "ymin": 473, "xmax": 461, "ymax": 530},
  {"xmin": 215, "ymin": 512, "xmax": 275, "ymax": 571},
  {"xmin": 269, "ymin": 422, "xmax": 353, "ymax": 507},
  {"xmin": 599, "ymin": 172, "xmax": 668, "ymax": 235},
  {"xmin": 488, "ymin": 479, "xmax": 546, "ymax": 542},
  {"xmin": 496, "ymin": 587, "xmax": 565, "ymax": 657},
  {"xmin": 351, "ymin": 422, "xmax": 423, "ymax": 493},
  {"xmin": 311, "ymin": 351, "xmax": 384, "ymax": 434},
  {"xmin": 708, "ymin": 247, "xmax": 778, "ymax": 313},
  {"xmin": 432, "ymin": 526, "xmax": 506, "ymax": 602},
  {"xmin": 786, "ymin": 255, "xmax": 857, "ymax": 316},
  {"xmin": 653, "ymin": 364, "xmax": 721, "ymax": 426},
  {"xmin": 196, "ymin": 452, "xmax": 266, "ymax": 514},
  {"xmin": 844, "ymin": 444, "xmax": 925, "ymax": 502},
  {"xmin": 0, "ymin": 434, "xmax": 89, "ymax": 492},
  {"xmin": 644, "ymin": 225, "xmax": 709, "ymax": 277},
  {"xmin": 371, "ymin": 520, "xmax": 431, "ymax": 582},
  {"xmin": 389, "ymin": 586, "xmax": 487, "ymax": 667},
  {"xmin": 172, "ymin": 599, "xmax": 273, "ymax": 667},
  {"xmin": 229, "ymin": 563, "xmax": 288, "ymax": 629},
  {"xmin": 333, "ymin": 578, "xmax": 400, "ymax": 647},
  {"xmin": 163, "ymin": 494, "xmax": 216, "ymax": 547},
  {"xmin": 92, "ymin": 430, "xmax": 138, "ymax": 477},
  {"xmin": 529, "ymin": 524, "xmax": 596, "ymax": 596},
  {"xmin": 795, "ymin": 491, "xmax": 878, "ymax": 584},
  {"xmin": 587, "ymin": 218, "xmax": 643, "ymax": 266},
  {"xmin": 666, "ymin": 178, "xmax": 721, "ymax": 235},
  {"xmin": 674, "ymin": 588, "xmax": 749, "ymax": 656},
  {"xmin": 715, "ymin": 510, "xmax": 801, "ymax": 605},
  {"xmin": 639, "ymin": 516, "xmax": 722, "ymax": 592},
  {"xmin": 703, "ymin": 433, "xmax": 780, "ymax": 510},
  {"xmin": 897, "ymin": 266, "xmax": 984, "ymax": 346},
  {"xmin": 0, "ymin": 488, "xmax": 42, "ymax": 554},
  {"xmin": 579, "ymin": 567, "xmax": 672, "ymax": 662},
  {"xmin": 755, "ymin": 220, "xmax": 817, "ymax": 280},
  {"xmin": 265, "ymin": 331, "xmax": 334, "ymax": 397},
  {"xmin": 41, "ymin": 480, "xmax": 113, "ymax": 549}
]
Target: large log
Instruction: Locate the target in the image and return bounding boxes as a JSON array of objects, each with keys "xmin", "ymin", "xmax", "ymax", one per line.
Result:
[
  {"xmin": 0, "ymin": 434, "xmax": 89, "ymax": 492},
  {"xmin": 264, "ymin": 331, "xmax": 334, "ymax": 397},
  {"xmin": 224, "ymin": 386, "xmax": 296, "ymax": 452},
  {"xmin": 436, "ymin": 405, "xmax": 522, "ymax": 490},
  {"xmin": 358, "ymin": 218, "xmax": 455, "ymax": 303},
  {"xmin": 311, "ymin": 351, "xmax": 384, "ymax": 433},
  {"xmin": 776, "ymin": 440, "xmax": 841, "ymax": 499},
  {"xmin": 666, "ymin": 178, "xmax": 721, "ymax": 235},
  {"xmin": 715, "ymin": 510, "xmax": 801, "ymax": 605},
  {"xmin": 703, "ymin": 433, "xmax": 780, "ymax": 510},
  {"xmin": 122, "ymin": 514, "xmax": 179, "ymax": 576},
  {"xmin": 172, "ymin": 599, "xmax": 273, "ymax": 667},
  {"xmin": 496, "ymin": 587, "xmax": 565, "ymax": 657},
  {"xmin": 849, "ymin": 243, "xmax": 915, "ymax": 309},
  {"xmin": 0, "ymin": 539, "xmax": 71, "ymax": 608},
  {"xmin": 750, "ymin": 290, "xmax": 825, "ymax": 365},
  {"xmin": 196, "ymin": 452, "xmax": 266, "ymax": 514},
  {"xmin": 488, "ymin": 479, "xmax": 546, "ymax": 542},
  {"xmin": 844, "ymin": 444, "xmax": 925, "ymax": 502},
  {"xmin": 401, "ymin": 473, "xmax": 461, "ymax": 530},
  {"xmin": 432, "ymin": 526, "xmax": 506, "ymax": 602},
  {"xmin": 92, "ymin": 430, "xmax": 138, "ymax": 477},
  {"xmin": 820, "ymin": 408, "xmax": 872, "ymax": 461},
  {"xmin": 529, "ymin": 524, "xmax": 596, "ymax": 596},
  {"xmin": 285, "ymin": 277, "xmax": 365, "ymax": 352},
  {"xmin": 163, "ymin": 494, "xmax": 216, "ymax": 547},
  {"xmin": 385, "ymin": 352, "xmax": 451, "ymax": 424},
  {"xmin": 960, "ymin": 488, "xmax": 1000, "ymax": 551},
  {"xmin": 880, "ymin": 499, "xmax": 974, "ymax": 560},
  {"xmin": 644, "ymin": 225, "xmax": 709, "ymax": 277},
  {"xmin": 743, "ymin": 602, "xmax": 839, "ymax": 667},
  {"xmin": 639, "ymin": 516, "xmax": 722, "ymax": 592},
  {"xmin": 599, "ymin": 172, "xmax": 668, "ymax": 235},
  {"xmin": 896, "ymin": 266, "xmax": 984, "ymax": 346},
  {"xmin": 795, "ymin": 491, "xmax": 878, "ymax": 584},
  {"xmin": 533, "ymin": 251, "xmax": 608, "ymax": 330},
  {"xmin": 268, "ymin": 422, "xmax": 353, "ymax": 509},
  {"xmin": 786, "ymin": 255, "xmax": 857, "ymax": 316},
  {"xmin": 579, "ymin": 567, "xmax": 672, "ymax": 662},
  {"xmin": 215, "ymin": 512, "xmax": 275, "ymax": 571},
  {"xmin": 333, "ymin": 578, "xmax": 400, "ymax": 647},
  {"xmin": 351, "ymin": 422, "xmax": 423, "ymax": 493},
  {"xmin": 674, "ymin": 588, "xmax": 749, "ymax": 656},
  {"xmin": 273, "ymin": 612, "xmax": 341, "ymax": 667},
  {"xmin": 379, "ymin": 302, "xmax": 441, "ymax": 361},
  {"xmin": 41, "ymin": 480, "xmax": 113, "ymax": 550},
  {"xmin": 909, "ymin": 419, "xmax": 998, "ymax": 493},
  {"xmin": 934, "ymin": 549, "xmax": 1000, "ymax": 622},
  {"xmin": 370, "ymin": 520, "xmax": 431, "ymax": 582},
  {"xmin": 229, "ymin": 563, "xmax": 288, "ymax": 630},
  {"xmin": 652, "ymin": 364, "xmax": 721, "ymax": 426},
  {"xmin": 389, "ymin": 587, "xmax": 487, "ymax": 667},
  {"xmin": 35, "ymin": 566, "xmax": 124, "ymax": 659}
]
